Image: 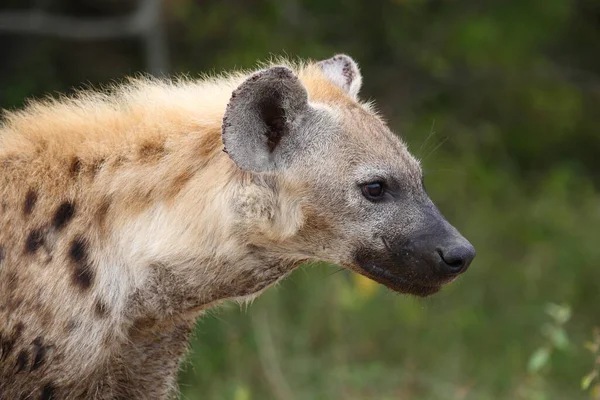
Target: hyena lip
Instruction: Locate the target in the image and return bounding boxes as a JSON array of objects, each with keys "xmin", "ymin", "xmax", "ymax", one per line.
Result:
[{"xmin": 354, "ymin": 262, "xmax": 441, "ymax": 297}]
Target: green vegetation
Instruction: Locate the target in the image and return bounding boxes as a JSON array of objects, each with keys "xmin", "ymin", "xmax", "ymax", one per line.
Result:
[{"xmin": 1, "ymin": 0, "xmax": 599, "ymax": 398}]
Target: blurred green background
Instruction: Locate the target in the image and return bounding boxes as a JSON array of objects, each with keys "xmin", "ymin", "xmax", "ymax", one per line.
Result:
[{"xmin": 1, "ymin": 0, "xmax": 599, "ymax": 399}]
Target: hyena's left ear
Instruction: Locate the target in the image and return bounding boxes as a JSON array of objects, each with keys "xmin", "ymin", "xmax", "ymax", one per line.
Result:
[
  {"xmin": 317, "ymin": 54, "xmax": 363, "ymax": 99},
  {"xmin": 222, "ymin": 66, "xmax": 309, "ymax": 173}
]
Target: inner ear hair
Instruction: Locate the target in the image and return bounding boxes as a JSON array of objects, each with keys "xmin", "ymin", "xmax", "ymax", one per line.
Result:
[{"xmin": 257, "ymin": 92, "xmax": 287, "ymax": 153}]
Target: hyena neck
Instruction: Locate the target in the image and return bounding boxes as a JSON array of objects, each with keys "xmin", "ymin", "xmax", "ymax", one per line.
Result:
[{"xmin": 107, "ymin": 160, "xmax": 300, "ymax": 322}]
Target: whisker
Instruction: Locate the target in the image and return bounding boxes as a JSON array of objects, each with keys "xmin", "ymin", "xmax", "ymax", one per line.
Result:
[
  {"xmin": 423, "ymin": 168, "xmax": 464, "ymax": 175},
  {"xmin": 422, "ymin": 135, "xmax": 449, "ymax": 162},
  {"xmin": 418, "ymin": 119, "xmax": 437, "ymax": 157},
  {"xmin": 382, "ymin": 236, "xmax": 392, "ymax": 252},
  {"xmin": 327, "ymin": 267, "xmax": 346, "ymax": 277}
]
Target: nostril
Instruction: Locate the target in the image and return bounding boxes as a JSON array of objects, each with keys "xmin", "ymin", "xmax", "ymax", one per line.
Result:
[
  {"xmin": 437, "ymin": 244, "xmax": 475, "ymax": 274},
  {"xmin": 437, "ymin": 249, "xmax": 464, "ymax": 270}
]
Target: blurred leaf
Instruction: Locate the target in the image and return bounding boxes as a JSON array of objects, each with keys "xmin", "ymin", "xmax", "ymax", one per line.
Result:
[
  {"xmin": 528, "ymin": 347, "xmax": 551, "ymax": 373},
  {"xmin": 582, "ymin": 371, "xmax": 598, "ymax": 391},
  {"xmin": 585, "ymin": 341, "xmax": 599, "ymax": 354},
  {"xmin": 549, "ymin": 327, "xmax": 570, "ymax": 351},
  {"xmin": 234, "ymin": 384, "xmax": 251, "ymax": 400},
  {"xmin": 545, "ymin": 303, "xmax": 571, "ymax": 325}
]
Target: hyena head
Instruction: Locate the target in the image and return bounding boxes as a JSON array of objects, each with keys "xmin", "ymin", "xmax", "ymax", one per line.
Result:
[{"xmin": 222, "ymin": 55, "xmax": 475, "ymax": 297}]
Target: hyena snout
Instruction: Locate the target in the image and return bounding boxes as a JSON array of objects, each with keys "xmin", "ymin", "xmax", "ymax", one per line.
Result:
[
  {"xmin": 401, "ymin": 212, "xmax": 475, "ymax": 281},
  {"xmin": 353, "ymin": 208, "xmax": 475, "ymax": 297}
]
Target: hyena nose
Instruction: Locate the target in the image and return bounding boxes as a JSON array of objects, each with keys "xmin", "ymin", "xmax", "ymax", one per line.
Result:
[{"xmin": 436, "ymin": 241, "xmax": 476, "ymax": 275}]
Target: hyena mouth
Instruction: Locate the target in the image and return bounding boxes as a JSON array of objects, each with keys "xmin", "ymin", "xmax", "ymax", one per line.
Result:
[{"xmin": 356, "ymin": 262, "xmax": 441, "ymax": 297}]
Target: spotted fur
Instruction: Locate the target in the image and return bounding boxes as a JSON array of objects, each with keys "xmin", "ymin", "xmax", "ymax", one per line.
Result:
[{"xmin": 0, "ymin": 55, "xmax": 472, "ymax": 398}]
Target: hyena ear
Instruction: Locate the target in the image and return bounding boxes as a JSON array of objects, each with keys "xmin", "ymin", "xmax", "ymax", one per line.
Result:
[
  {"xmin": 222, "ymin": 66, "xmax": 309, "ymax": 173},
  {"xmin": 317, "ymin": 54, "xmax": 363, "ymax": 99}
]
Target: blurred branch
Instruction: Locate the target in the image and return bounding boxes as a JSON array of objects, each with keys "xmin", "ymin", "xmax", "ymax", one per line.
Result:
[
  {"xmin": 0, "ymin": 0, "xmax": 168, "ymax": 75},
  {"xmin": 251, "ymin": 309, "xmax": 295, "ymax": 400},
  {"xmin": 0, "ymin": 11, "xmax": 139, "ymax": 39}
]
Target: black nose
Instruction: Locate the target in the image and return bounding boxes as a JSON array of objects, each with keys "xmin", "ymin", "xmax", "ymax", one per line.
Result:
[{"xmin": 437, "ymin": 242, "xmax": 476, "ymax": 275}]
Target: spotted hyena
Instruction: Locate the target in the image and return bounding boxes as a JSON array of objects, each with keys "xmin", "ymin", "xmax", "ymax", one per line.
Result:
[{"xmin": 0, "ymin": 55, "xmax": 474, "ymax": 398}]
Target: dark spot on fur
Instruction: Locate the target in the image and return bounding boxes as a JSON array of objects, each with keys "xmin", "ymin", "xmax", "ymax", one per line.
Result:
[
  {"xmin": 107, "ymin": 155, "xmax": 127, "ymax": 171},
  {"xmin": 52, "ymin": 201, "xmax": 75, "ymax": 230},
  {"xmin": 95, "ymin": 197, "xmax": 111, "ymax": 226},
  {"xmin": 6, "ymin": 271, "xmax": 18, "ymax": 292},
  {"xmin": 0, "ymin": 323, "xmax": 24, "ymax": 361},
  {"xmin": 25, "ymin": 229, "xmax": 45, "ymax": 254},
  {"xmin": 65, "ymin": 319, "xmax": 80, "ymax": 333},
  {"xmin": 0, "ymin": 333, "xmax": 14, "ymax": 361},
  {"xmin": 31, "ymin": 337, "xmax": 47, "ymax": 371},
  {"xmin": 0, "ymin": 246, "xmax": 5, "ymax": 263},
  {"xmin": 40, "ymin": 309, "xmax": 53, "ymax": 327},
  {"xmin": 139, "ymin": 141, "xmax": 166, "ymax": 162},
  {"xmin": 36, "ymin": 139, "xmax": 48, "ymax": 152},
  {"xmin": 15, "ymin": 349, "xmax": 29, "ymax": 373},
  {"xmin": 14, "ymin": 323, "xmax": 24, "ymax": 337},
  {"xmin": 8, "ymin": 296, "xmax": 23, "ymax": 311},
  {"xmin": 91, "ymin": 158, "xmax": 106, "ymax": 175},
  {"xmin": 130, "ymin": 317, "xmax": 158, "ymax": 333},
  {"xmin": 168, "ymin": 170, "xmax": 194, "ymax": 198},
  {"xmin": 40, "ymin": 382, "xmax": 56, "ymax": 400},
  {"xmin": 69, "ymin": 237, "xmax": 94, "ymax": 289},
  {"xmin": 69, "ymin": 237, "xmax": 86, "ymax": 263},
  {"xmin": 95, "ymin": 300, "xmax": 109, "ymax": 318},
  {"xmin": 197, "ymin": 133, "xmax": 222, "ymax": 159},
  {"xmin": 70, "ymin": 157, "xmax": 82, "ymax": 176},
  {"xmin": 72, "ymin": 262, "xmax": 94, "ymax": 290},
  {"xmin": 23, "ymin": 190, "xmax": 38, "ymax": 215}
]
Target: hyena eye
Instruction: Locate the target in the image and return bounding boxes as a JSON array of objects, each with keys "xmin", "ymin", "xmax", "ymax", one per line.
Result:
[{"xmin": 361, "ymin": 182, "xmax": 385, "ymax": 201}]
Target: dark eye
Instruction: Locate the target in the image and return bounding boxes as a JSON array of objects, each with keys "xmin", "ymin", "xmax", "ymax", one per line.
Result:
[{"xmin": 362, "ymin": 182, "xmax": 385, "ymax": 200}]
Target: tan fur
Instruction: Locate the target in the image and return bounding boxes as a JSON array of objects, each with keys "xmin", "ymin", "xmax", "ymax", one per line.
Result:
[{"xmin": 0, "ymin": 60, "xmax": 369, "ymax": 399}]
